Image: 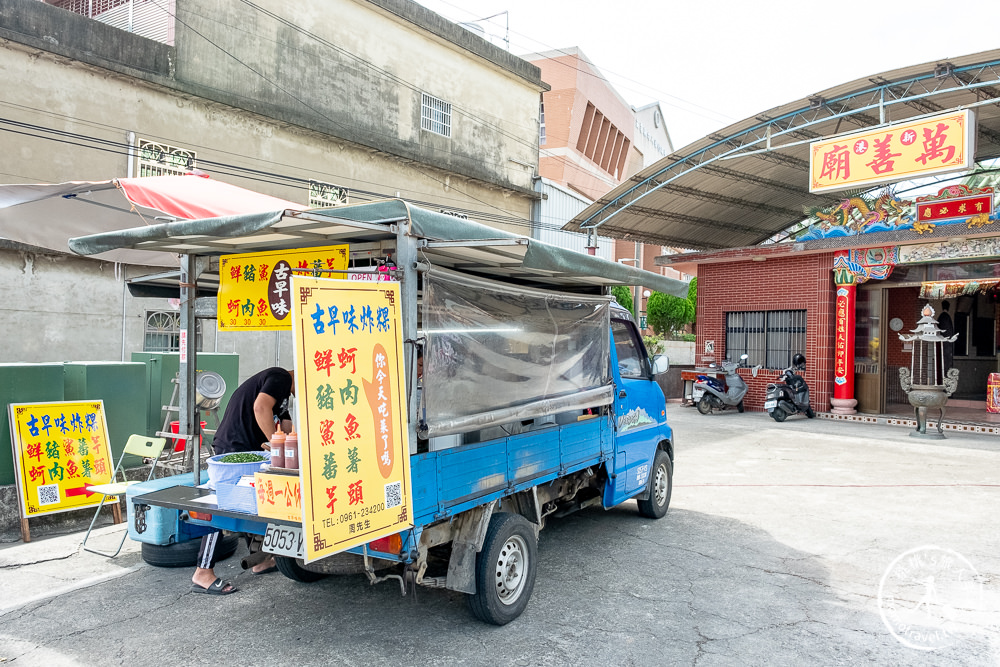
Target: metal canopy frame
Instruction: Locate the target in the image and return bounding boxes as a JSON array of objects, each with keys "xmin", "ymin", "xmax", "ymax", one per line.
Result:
[{"xmin": 566, "ymin": 50, "xmax": 1000, "ymax": 251}]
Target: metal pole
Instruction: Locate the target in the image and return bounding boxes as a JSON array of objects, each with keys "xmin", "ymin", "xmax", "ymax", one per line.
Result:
[
  {"xmin": 120, "ymin": 264, "xmax": 127, "ymax": 362},
  {"xmin": 180, "ymin": 254, "xmax": 201, "ymax": 485},
  {"xmin": 396, "ymin": 218, "xmax": 419, "ymax": 456}
]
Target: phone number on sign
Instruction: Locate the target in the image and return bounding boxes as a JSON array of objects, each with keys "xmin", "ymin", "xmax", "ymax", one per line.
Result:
[{"xmin": 337, "ymin": 503, "xmax": 385, "ymax": 524}]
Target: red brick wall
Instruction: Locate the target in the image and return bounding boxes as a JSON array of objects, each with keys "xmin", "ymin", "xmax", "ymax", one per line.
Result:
[
  {"xmin": 697, "ymin": 253, "xmax": 836, "ymax": 412},
  {"xmin": 886, "ymin": 287, "xmax": 922, "ymax": 368}
]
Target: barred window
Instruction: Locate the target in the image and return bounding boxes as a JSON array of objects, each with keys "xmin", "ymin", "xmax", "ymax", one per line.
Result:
[
  {"xmin": 144, "ymin": 311, "xmax": 201, "ymax": 352},
  {"xmin": 308, "ymin": 180, "xmax": 349, "ymax": 208},
  {"xmin": 539, "ymin": 100, "xmax": 546, "ymax": 145},
  {"xmin": 726, "ymin": 310, "xmax": 806, "ymax": 369},
  {"xmin": 421, "ymin": 93, "xmax": 452, "ymax": 137},
  {"xmin": 137, "ymin": 139, "xmax": 195, "ymax": 177}
]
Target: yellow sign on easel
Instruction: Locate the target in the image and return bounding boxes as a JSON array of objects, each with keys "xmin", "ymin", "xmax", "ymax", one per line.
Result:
[
  {"xmin": 217, "ymin": 245, "xmax": 349, "ymax": 331},
  {"xmin": 290, "ymin": 275, "xmax": 413, "ymax": 563},
  {"xmin": 8, "ymin": 401, "xmax": 114, "ymax": 518}
]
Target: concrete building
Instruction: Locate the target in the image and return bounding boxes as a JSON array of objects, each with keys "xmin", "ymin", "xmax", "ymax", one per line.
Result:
[
  {"xmin": 524, "ymin": 47, "xmax": 689, "ymax": 330},
  {"xmin": 0, "ymin": 0, "xmax": 548, "ymax": 379}
]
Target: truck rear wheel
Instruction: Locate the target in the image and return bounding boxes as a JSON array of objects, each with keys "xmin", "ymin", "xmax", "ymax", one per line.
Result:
[
  {"xmin": 275, "ymin": 555, "xmax": 328, "ymax": 583},
  {"xmin": 469, "ymin": 513, "xmax": 537, "ymax": 625},
  {"xmin": 141, "ymin": 532, "xmax": 239, "ymax": 568},
  {"xmin": 637, "ymin": 449, "xmax": 673, "ymax": 519}
]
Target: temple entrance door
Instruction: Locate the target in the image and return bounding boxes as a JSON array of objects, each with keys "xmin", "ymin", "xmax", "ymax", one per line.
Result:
[{"xmin": 855, "ymin": 286, "xmax": 885, "ymax": 413}]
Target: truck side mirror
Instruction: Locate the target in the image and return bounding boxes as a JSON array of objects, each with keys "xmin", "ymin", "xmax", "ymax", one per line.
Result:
[{"xmin": 651, "ymin": 354, "xmax": 670, "ymax": 375}]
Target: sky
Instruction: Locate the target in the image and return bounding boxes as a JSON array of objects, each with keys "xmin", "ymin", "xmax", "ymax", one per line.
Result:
[{"xmin": 415, "ymin": 0, "xmax": 1000, "ymax": 151}]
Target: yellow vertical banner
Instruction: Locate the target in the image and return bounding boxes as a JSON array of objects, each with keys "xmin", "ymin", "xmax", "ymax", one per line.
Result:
[
  {"xmin": 217, "ymin": 245, "xmax": 349, "ymax": 331},
  {"xmin": 8, "ymin": 401, "xmax": 114, "ymax": 518},
  {"xmin": 290, "ymin": 275, "xmax": 413, "ymax": 563}
]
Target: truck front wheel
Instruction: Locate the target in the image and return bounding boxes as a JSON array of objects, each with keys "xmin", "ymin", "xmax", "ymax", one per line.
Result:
[
  {"xmin": 637, "ymin": 449, "xmax": 673, "ymax": 519},
  {"xmin": 469, "ymin": 513, "xmax": 537, "ymax": 625}
]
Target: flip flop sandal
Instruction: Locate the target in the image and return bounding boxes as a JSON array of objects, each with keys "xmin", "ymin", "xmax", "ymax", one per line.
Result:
[
  {"xmin": 191, "ymin": 577, "xmax": 238, "ymax": 595},
  {"xmin": 252, "ymin": 565, "xmax": 278, "ymax": 576}
]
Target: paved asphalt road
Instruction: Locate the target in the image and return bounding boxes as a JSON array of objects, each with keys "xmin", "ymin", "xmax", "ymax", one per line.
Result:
[{"xmin": 1, "ymin": 407, "xmax": 998, "ymax": 666}]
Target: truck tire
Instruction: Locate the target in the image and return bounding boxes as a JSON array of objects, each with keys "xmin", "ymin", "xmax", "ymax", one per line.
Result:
[
  {"xmin": 274, "ymin": 555, "xmax": 328, "ymax": 583},
  {"xmin": 697, "ymin": 395, "xmax": 713, "ymax": 415},
  {"xmin": 469, "ymin": 513, "xmax": 537, "ymax": 625},
  {"xmin": 141, "ymin": 532, "xmax": 240, "ymax": 568},
  {"xmin": 637, "ymin": 449, "xmax": 673, "ymax": 519}
]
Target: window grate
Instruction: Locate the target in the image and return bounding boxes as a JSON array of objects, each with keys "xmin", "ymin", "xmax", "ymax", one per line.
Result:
[
  {"xmin": 421, "ymin": 93, "xmax": 452, "ymax": 138},
  {"xmin": 539, "ymin": 100, "xmax": 546, "ymax": 145},
  {"xmin": 137, "ymin": 139, "xmax": 195, "ymax": 178},
  {"xmin": 726, "ymin": 310, "xmax": 806, "ymax": 369},
  {"xmin": 308, "ymin": 180, "xmax": 349, "ymax": 208},
  {"xmin": 144, "ymin": 310, "xmax": 201, "ymax": 352}
]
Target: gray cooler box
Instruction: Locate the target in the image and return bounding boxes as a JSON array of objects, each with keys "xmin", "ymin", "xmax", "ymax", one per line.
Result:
[{"xmin": 126, "ymin": 475, "xmax": 216, "ymax": 545}]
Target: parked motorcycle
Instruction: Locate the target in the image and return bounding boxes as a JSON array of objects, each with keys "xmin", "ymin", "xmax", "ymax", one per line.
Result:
[
  {"xmin": 764, "ymin": 353, "xmax": 814, "ymax": 422},
  {"xmin": 694, "ymin": 354, "xmax": 749, "ymax": 415}
]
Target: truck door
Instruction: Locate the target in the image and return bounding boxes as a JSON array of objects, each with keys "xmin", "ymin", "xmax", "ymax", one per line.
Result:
[{"xmin": 606, "ymin": 317, "xmax": 663, "ymax": 506}]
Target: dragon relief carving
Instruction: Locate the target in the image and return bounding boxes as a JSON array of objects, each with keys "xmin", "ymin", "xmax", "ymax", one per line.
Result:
[{"xmin": 806, "ymin": 191, "xmax": 912, "ymax": 234}]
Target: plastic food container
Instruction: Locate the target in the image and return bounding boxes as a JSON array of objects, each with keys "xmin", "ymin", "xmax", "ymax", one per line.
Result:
[{"xmin": 206, "ymin": 452, "xmax": 269, "ymax": 488}]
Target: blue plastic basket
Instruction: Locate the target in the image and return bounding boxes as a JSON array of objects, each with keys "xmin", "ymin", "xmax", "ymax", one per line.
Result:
[
  {"xmin": 207, "ymin": 453, "xmax": 269, "ymax": 488},
  {"xmin": 215, "ymin": 479, "xmax": 258, "ymax": 514}
]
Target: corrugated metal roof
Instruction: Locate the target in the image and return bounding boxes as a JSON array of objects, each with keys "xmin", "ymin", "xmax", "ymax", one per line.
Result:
[
  {"xmin": 566, "ymin": 49, "xmax": 1000, "ymax": 251},
  {"xmin": 68, "ymin": 198, "xmax": 691, "ymax": 297}
]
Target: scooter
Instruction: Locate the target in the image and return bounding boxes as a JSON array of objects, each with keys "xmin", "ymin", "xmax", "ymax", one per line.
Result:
[
  {"xmin": 693, "ymin": 354, "xmax": 749, "ymax": 415},
  {"xmin": 764, "ymin": 353, "xmax": 815, "ymax": 422}
]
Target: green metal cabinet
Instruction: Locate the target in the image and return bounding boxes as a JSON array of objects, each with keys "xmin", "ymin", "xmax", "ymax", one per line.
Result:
[
  {"xmin": 0, "ymin": 363, "xmax": 65, "ymax": 487},
  {"xmin": 130, "ymin": 353, "xmax": 239, "ymax": 451},
  {"xmin": 63, "ymin": 362, "xmax": 148, "ymax": 467}
]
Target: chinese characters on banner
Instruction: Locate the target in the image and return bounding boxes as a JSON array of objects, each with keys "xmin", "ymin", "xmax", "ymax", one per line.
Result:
[
  {"xmin": 810, "ymin": 110, "xmax": 975, "ymax": 194},
  {"xmin": 8, "ymin": 401, "xmax": 114, "ymax": 518},
  {"xmin": 835, "ymin": 289, "xmax": 850, "ymax": 384},
  {"xmin": 290, "ymin": 275, "xmax": 413, "ymax": 563},
  {"xmin": 217, "ymin": 246, "xmax": 349, "ymax": 331}
]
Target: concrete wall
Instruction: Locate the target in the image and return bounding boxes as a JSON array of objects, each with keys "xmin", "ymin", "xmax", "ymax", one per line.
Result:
[
  {"xmin": 0, "ymin": 0, "xmax": 545, "ymax": 202},
  {"xmin": 0, "ymin": 0, "xmax": 549, "ymax": 369}
]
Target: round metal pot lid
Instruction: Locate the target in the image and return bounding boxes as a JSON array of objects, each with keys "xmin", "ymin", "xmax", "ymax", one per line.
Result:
[{"xmin": 196, "ymin": 371, "xmax": 226, "ymax": 400}]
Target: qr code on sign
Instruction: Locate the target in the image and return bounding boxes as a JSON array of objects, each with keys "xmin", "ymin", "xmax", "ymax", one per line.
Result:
[
  {"xmin": 384, "ymin": 481, "xmax": 402, "ymax": 509},
  {"xmin": 37, "ymin": 484, "xmax": 60, "ymax": 506}
]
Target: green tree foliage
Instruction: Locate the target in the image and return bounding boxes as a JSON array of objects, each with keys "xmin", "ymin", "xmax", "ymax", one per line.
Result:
[
  {"xmin": 611, "ymin": 285, "xmax": 634, "ymax": 317},
  {"xmin": 687, "ymin": 277, "xmax": 697, "ymax": 330},
  {"xmin": 646, "ymin": 290, "xmax": 694, "ymax": 336}
]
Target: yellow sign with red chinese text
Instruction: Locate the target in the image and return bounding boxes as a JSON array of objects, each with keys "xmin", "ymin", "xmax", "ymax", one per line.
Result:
[
  {"xmin": 9, "ymin": 401, "xmax": 114, "ymax": 518},
  {"xmin": 254, "ymin": 472, "xmax": 302, "ymax": 522},
  {"xmin": 217, "ymin": 246, "xmax": 349, "ymax": 331},
  {"xmin": 290, "ymin": 275, "xmax": 412, "ymax": 563},
  {"xmin": 809, "ymin": 110, "xmax": 975, "ymax": 194}
]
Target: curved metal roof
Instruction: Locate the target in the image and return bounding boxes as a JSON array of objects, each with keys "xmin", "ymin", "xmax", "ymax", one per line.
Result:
[{"xmin": 565, "ymin": 49, "xmax": 1000, "ymax": 251}]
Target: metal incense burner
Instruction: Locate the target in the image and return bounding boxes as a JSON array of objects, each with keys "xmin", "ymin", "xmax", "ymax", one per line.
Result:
[{"xmin": 898, "ymin": 304, "xmax": 959, "ymax": 439}]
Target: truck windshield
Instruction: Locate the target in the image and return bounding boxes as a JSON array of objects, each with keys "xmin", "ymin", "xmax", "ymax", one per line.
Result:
[{"xmin": 612, "ymin": 319, "xmax": 646, "ymax": 378}]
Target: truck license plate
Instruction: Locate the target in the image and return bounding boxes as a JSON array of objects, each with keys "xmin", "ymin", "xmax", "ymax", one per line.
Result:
[
  {"xmin": 764, "ymin": 400, "xmax": 777, "ymax": 410},
  {"xmin": 263, "ymin": 523, "xmax": 304, "ymax": 559}
]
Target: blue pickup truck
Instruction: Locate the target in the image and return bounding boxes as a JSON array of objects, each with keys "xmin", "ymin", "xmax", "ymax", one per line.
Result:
[{"xmin": 71, "ymin": 199, "xmax": 685, "ymax": 625}]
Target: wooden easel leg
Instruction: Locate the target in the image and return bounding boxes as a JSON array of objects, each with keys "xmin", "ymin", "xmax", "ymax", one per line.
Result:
[
  {"xmin": 20, "ymin": 517, "xmax": 30, "ymax": 543},
  {"xmin": 112, "ymin": 501, "xmax": 123, "ymax": 525}
]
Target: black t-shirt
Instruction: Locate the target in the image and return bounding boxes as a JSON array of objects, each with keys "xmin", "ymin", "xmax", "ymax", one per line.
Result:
[{"xmin": 212, "ymin": 367, "xmax": 292, "ymax": 455}]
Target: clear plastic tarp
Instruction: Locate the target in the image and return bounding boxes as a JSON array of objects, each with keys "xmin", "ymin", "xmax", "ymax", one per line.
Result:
[{"xmin": 421, "ymin": 268, "xmax": 612, "ymax": 437}]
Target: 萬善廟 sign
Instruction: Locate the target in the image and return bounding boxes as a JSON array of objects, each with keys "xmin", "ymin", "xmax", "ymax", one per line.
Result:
[
  {"xmin": 217, "ymin": 246, "xmax": 348, "ymax": 331},
  {"xmin": 290, "ymin": 275, "xmax": 413, "ymax": 563},
  {"xmin": 9, "ymin": 401, "xmax": 115, "ymax": 518},
  {"xmin": 809, "ymin": 110, "xmax": 975, "ymax": 194}
]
